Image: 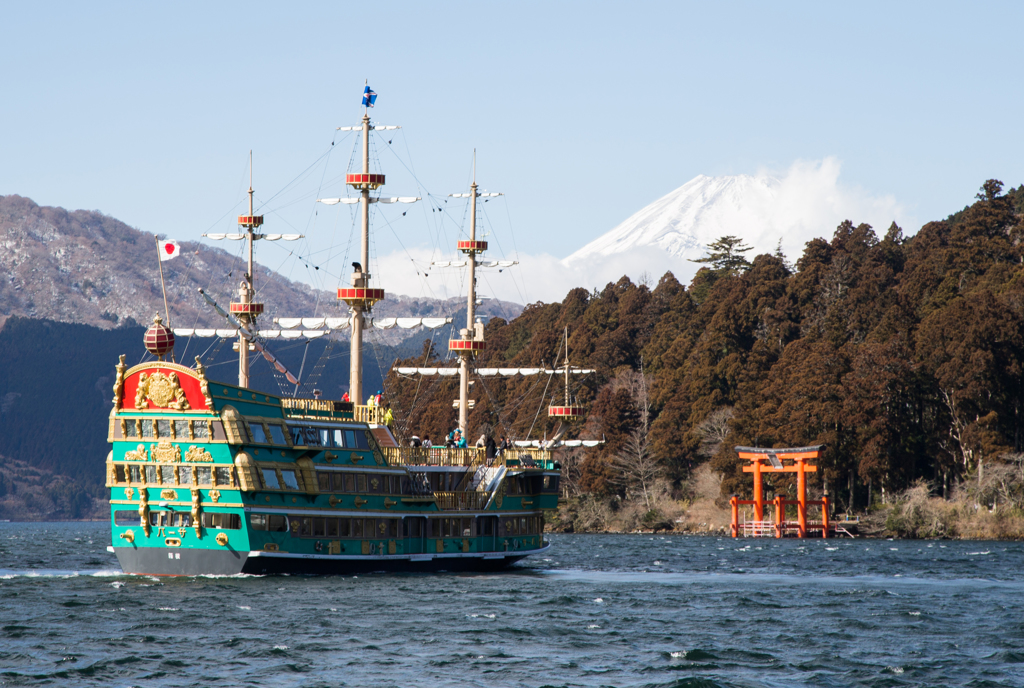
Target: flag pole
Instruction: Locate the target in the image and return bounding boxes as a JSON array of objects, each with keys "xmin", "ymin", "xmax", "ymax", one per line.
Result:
[{"xmin": 154, "ymin": 234, "xmax": 174, "ymax": 362}]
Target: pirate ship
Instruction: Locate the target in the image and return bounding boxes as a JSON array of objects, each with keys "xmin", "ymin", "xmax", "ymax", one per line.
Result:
[{"xmin": 104, "ymin": 96, "xmax": 565, "ymax": 575}]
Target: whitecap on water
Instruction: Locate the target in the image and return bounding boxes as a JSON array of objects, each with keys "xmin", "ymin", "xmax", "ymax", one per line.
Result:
[
  {"xmin": 157, "ymin": 607, "xmax": 179, "ymax": 611},
  {"xmin": 670, "ymin": 651, "xmax": 684, "ymax": 658},
  {"xmin": 825, "ymin": 547, "xmax": 838, "ymax": 551},
  {"xmin": 593, "ymin": 598, "xmax": 604, "ymax": 603},
  {"xmin": 909, "ymin": 611, "xmax": 921, "ymax": 616},
  {"xmin": 968, "ymin": 551, "xmax": 991, "ymax": 556},
  {"xmin": 238, "ymin": 606, "xmax": 252, "ymax": 610},
  {"xmin": 273, "ymin": 645, "xmax": 288, "ymax": 650},
  {"xmin": 587, "ymin": 624, "xmax": 601, "ymax": 629},
  {"xmin": 653, "ymin": 561, "xmax": 662, "ymax": 566}
]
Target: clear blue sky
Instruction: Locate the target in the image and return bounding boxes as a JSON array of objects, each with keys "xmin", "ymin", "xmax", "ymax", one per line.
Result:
[{"xmin": 2, "ymin": 2, "xmax": 1021, "ymax": 299}]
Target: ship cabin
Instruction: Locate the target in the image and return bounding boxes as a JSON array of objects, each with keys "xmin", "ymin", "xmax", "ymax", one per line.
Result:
[{"xmin": 106, "ymin": 357, "xmax": 559, "ymax": 575}]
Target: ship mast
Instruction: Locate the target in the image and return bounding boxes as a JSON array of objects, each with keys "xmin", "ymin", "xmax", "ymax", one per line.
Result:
[
  {"xmin": 231, "ymin": 152, "xmax": 265, "ymax": 388},
  {"xmin": 337, "ymin": 87, "xmax": 388, "ymax": 406},
  {"xmin": 448, "ymin": 152, "xmax": 496, "ymax": 436}
]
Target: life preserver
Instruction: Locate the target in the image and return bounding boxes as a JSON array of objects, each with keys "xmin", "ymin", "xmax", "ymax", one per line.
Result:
[{"xmin": 314, "ymin": 540, "xmax": 323, "ymax": 552}]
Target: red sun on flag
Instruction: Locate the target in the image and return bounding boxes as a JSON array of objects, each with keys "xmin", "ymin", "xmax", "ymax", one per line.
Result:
[{"xmin": 159, "ymin": 240, "xmax": 180, "ymax": 261}]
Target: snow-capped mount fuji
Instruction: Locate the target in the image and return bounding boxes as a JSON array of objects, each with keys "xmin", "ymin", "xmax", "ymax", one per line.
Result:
[
  {"xmin": 565, "ymin": 173, "xmax": 787, "ymax": 266},
  {"xmin": 561, "ymin": 161, "xmax": 902, "ymax": 287}
]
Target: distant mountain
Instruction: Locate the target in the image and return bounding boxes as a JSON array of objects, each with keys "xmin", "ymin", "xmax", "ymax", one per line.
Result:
[
  {"xmin": 0, "ymin": 194, "xmax": 521, "ymax": 330},
  {"xmin": 564, "ymin": 174, "xmax": 787, "ymax": 267}
]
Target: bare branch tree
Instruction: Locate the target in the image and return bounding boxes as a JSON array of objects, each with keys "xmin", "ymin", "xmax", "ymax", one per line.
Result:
[{"xmin": 611, "ymin": 360, "xmax": 662, "ymax": 509}]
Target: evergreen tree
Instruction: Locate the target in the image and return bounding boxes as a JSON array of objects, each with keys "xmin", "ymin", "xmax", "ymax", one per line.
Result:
[{"xmin": 689, "ymin": 235, "xmax": 754, "ymax": 274}]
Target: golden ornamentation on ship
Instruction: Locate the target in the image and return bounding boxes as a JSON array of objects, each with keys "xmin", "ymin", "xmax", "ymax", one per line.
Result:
[
  {"xmin": 112, "ymin": 354, "xmax": 127, "ymax": 409},
  {"xmin": 135, "ymin": 371, "xmax": 191, "ymax": 410},
  {"xmin": 215, "ymin": 532, "xmax": 228, "ymax": 546},
  {"xmin": 124, "ymin": 444, "xmax": 149, "ymax": 462},
  {"xmin": 209, "ymin": 489, "xmax": 221, "ymax": 503},
  {"xmin": 151, "ymin": 442, "xmax": 181, "ymax": 463},
  {"xmin": 123, "ymin": 487, "xmax": 135, "ymax": 500},
  {"xmin": 161, "ymin": 489, "xmax": 178, "ymax": 500},
  {"xmin": 191, "ymin": 489, "xmax": 201, "ymax": 536},
  {"xmin": 184, "ymin": 446, "xmax": 213, "ymax": 463},
  {"xmin": 139, "ymin": 489, "xmax": 151, "ymax": 536},
  {"xmin": 194, "ymin": 357, "xmax": 213, "ymax": 408}
]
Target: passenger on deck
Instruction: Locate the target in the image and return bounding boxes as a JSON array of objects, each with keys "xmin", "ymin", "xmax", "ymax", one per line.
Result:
[
  {"xmin": 485, "ymin": 435, "xmax": 497, "ymax": 460},
  {"xmin": 422, "ymin": 436, "xmax": 432, "ymax": 448},
  {"xmin": 383, "ymin": 403, "xmax": 394, "ymax": 426},
  {"xmin": 445, "ymin": 431, "xmax": 456, "ymax": 448},
  {"xmin": 409, "ymin": 435, "xmax": 421, "ymax": 448},
  {"xmin": 455, "ymin": 431, "xmax": 467, "ymax": 449},
  {"xmin": 341, "ymin": 392, "xmax": 350, "ymax": 402}
]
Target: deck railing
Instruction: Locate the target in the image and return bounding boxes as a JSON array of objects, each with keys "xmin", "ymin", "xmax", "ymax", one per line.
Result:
[
  {"xmin": 352, "ymin": 405, "xmax": 388, "ymax": 425},
  {"xmin": 380, "ymin": 446, "xmax": 558, "ymax": 468},
  {"xmin": 434, "ymin": 491, "xmax": 491, "ymax": 511}
]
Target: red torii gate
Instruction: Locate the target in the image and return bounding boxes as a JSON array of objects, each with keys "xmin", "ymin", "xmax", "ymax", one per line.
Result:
[{"xmin": 730, "ymin": 445, "xmax": 829, "ymax": 538}]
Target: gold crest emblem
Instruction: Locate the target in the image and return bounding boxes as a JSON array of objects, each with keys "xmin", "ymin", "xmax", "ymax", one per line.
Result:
[
  {"xmin": 161, "ymin": 489, "xmax": 178, "ymax": 500},
  {"xmin": 151, "ymin": 442, "xmax": 181, "ymax": 463},
  {"xmin": 209, "ymin": 489, "xmax": 221, "ymax": 503},
  {"xmin": 135, "ymin": 372, "xmax": 190, "ymax": 410},
  {"xmin": 124, "ymin": 487, "xmax": 135, "ymax": 500}
]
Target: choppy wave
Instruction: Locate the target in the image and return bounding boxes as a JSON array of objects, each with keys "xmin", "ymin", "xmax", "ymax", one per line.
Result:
[{"xmin": 2, "ymin": 522, "xmax": 1024, "ymax": 686}]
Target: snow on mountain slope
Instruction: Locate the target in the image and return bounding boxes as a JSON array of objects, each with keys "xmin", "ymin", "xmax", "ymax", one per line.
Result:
[{"xmin": 563, "ymin": 158, "xmax": 905, "ymax": 280}]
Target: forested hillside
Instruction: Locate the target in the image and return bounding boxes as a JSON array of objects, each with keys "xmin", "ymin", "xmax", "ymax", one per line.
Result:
[{"xmin": 388, "ymin": 181, "xmax": 1024, "ymax": 518}]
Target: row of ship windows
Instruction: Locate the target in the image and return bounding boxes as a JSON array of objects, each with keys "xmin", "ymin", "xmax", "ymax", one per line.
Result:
[
  {"xmin": 243, "ymin": 422, "xmax": 373, "ymax": 450},
  {"xmin": 252, "ymin": 514, "xmax": 545, "ymax": 539},
  {"xmin": 113, "ymin": 464, "xmax": 236, "ymax": 488},
  {"xmin": 120, "ymin": 417, "xmax": 374, "ymax": 452},
  {"xmin": 122, "ymin": 419, "xmax": 212, "ymax": 442},
  {"xmin": 112, "ymin": 511, "xmax": 544, "ymax": 538},
  {"xmin": 114, "ymin": 511, "xmax": 241, "ymax": 529}
]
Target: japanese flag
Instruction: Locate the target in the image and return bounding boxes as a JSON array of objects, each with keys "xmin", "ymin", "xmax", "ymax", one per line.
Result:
[{"xmin": 159, "ymin": 240, "xmax": 180, "ymax": 261}]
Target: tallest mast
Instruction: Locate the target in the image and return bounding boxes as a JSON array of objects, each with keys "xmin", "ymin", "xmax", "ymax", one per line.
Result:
[{"xmin": 338, "ymin": 84, "xmax": 386, "ymax": 406}]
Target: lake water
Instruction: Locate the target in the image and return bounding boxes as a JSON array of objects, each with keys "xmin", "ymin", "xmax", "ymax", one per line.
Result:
[{"xmin": 1, "ymin": 522, "xmax": 1022, "ymax": 687}]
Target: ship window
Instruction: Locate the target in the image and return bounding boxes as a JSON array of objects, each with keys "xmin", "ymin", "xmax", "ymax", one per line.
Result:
[
  {"xmin": 281, "ymin": 470, "xmax": 300, "ymax": 490},
  {"xmin": 461, "ymin": 518, "xmax": 472, "ymax": 538},
  {"xmin": 160, "ymin": 465, "xmax": 175, "ymax": 485},
  {"xmin": 339, "ymin": 518, "xmax": 351, "ymax": 537},
  {"xmin": 150, "ymin": 511, "xmax": 169, "ymax": 526},
  {"xmin": 351, "ymin": 518, "xmax": 363, "ymax": 538},
  {"xmin": 249, "ymin": 423, "xmax": 268, "ymax": 444},
  {"xmin": 250, "ymin": 514, "xmax": 267, "ymax": 530},
  {"xmin": 192, "ymin": 420, "xmax": 209, "ymax": 439},
  {"xmin": 303, "ymin": 427, "xmax": 319, "ymax": 446},
  {"xmin": 319, "ymin": 429, "xmax": 331, "ymax": 447},
  {"xmin": 326, "ymin": 518, "xmax": 339, "ymax": 538},
  {"xmin": 172, "ymin": 512, "xmax": 192, "ymax": 527},
  {"xmin": 268, "ymin": 424, "xmax": 286, "ymax": 445},
  {"xmin": 330, "ymin": 473, "xmax": 346, "ymax": 492},
  {"xmin": 356, "ymin": 474, "xmax": 367, "ymax": 493},
  {"xmin": 344, "ymin": 474, "xmax": 356, "ymax": 492},
  {"xmin": 156, "ymin": 419, "xmax": 171, "ymax": 439},
  {"xmin": 113, "ymin": 510, "xmax": 137, "ymax": 525},
  {"xmin": 215, "ymin": 466, "xmax": 233, "ymax": 487},
  {"xmin": 333, "ymin": 429, "xmax": 344, "ymax": 447},
  {"xmin": 403, "ymin": 518, "xmax": 423, "ymax": 538},
  {"xmin": 125, "ymin": 422, "xmax": 138, "ymax": 438},
  {"xmin": 141, "ymin": 420, "xmax": 155, "ymax": 438},
  {"xmin": 317, "ymin": 472, "xmax": 331, "ymax": 491},
  {"xmin": 129, "ymin": 465, "xmax": 142, "ymax": 483},
  {"xmin": 114, "ymin": 465, "xmax": 126, "ymax": 483},
  {"xmin": 202, "ymin": 513, "xmax": 241, "ymax": 530},
  {"xmin": 313, "ymin": 517, "xmax": 326, "ymax": 537},
  {"xmin": 261, "ymin": 469, "xmax": 280, "ymax": 489},
  {"xmin": 179, "ymin": 467, "xmax": 193, "ymax": 485},
  {"xmin": 145, "ymin": 465, "xmax": 158, "ymax": 484},
  {"xmin": 196, "ymin": 466, "xmax": 212, "ymax": 486},
  {"xmin": 479, "ymin": 517, "xmax": 494, "ymax": 536},
  {"xmin": 290, "ymin": 426, "xmax": 304, "ymax": 445},
  {"xmin": 297, "ymin": 517, "xmax": 311, "ymax": 536},
  {"xmin": 174, "ymin": 420, "xmax": 190, "ymax": 439},
  {"xmin": 268, "ymin": 514, "xmax": 287, "ymax": 532}
]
